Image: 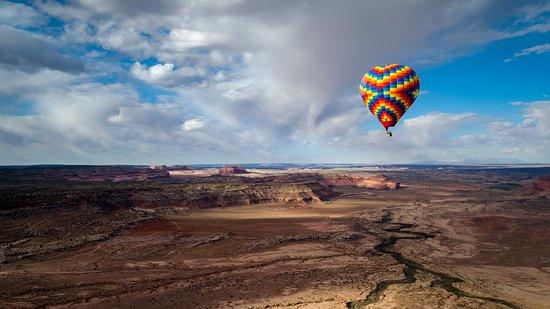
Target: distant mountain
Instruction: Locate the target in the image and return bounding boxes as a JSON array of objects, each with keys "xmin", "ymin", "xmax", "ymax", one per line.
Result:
[
  {"xmin": 409, "ymin": 158, "xmax": 529, "ymax": 166},
  {"xmin": 408, "ymin": 159, "xmax": 441, "ymax": 165},
  {"xmin": 457, "ymin": 158, "xmax": 528, "ymax": 165}
]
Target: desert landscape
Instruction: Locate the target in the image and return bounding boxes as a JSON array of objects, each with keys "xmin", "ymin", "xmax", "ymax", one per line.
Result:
[
  {"xmin": 0, "ymin": 164, "xmax": 548, "ymax": 308},
  {"xmin": 2, "ymin": 1, "xmax": 549, "ymax": 308}
]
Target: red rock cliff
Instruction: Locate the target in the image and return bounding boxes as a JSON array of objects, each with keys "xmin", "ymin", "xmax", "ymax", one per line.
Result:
[
  {"xmin": 533, "ymin": 176, "xmax": 550, "ymax": 192},
  {"xmin": 321, "ymin": 173, "xmax": 399, "ymax": 190},
  {"xmin": 219, "ymin": 165, "xmax": 248, "ymax": 175}
]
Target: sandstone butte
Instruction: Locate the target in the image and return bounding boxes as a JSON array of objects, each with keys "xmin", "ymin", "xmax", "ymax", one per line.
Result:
[
  {"xmin": 219, "ymin": 165, "xmax": 248, "ymax": 175},
  {"xmin": 321, "ymin": 173, "xmax": 400, "ymax": 190}
]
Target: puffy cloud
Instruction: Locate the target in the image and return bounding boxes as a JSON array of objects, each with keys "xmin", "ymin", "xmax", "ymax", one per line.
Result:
[
  {"xmin": 315, "ymin": 112, "xmax": 480, "ymax": 163},
  {"xmin": 402, "ymin": 113, "xmax": 477, "ymax": 147},
  {"xmin": 181, "ymin": 117, "xmax": 206, "ymax": 132},
  {"xmin": 330, "ymin": 104, "xmax": 550, "ymax": 164},
  {"xmin": 0, "ymin": 67, "xmax": 275, "ymax": 164},
  {"xmin": 523, "ymin": 100, "xmax": 550, "ymax": 135},
  {"xmin": 490, "ymin": 101, "xmax": 550, "ymax": 136},
  {"xmin": 484, "ymin": 101, "xmax": 550, "ymax": 160},
  {"xmin": 131, "ymin": 62, "xmax": 175, "ymax": 82},
  {"xmin": 130, "ymin": 62, "xmax": 206, "ymax": 86}
]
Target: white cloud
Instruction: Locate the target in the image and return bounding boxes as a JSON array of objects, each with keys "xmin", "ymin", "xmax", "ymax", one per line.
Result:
[
  {"xmin": 403, "ymin": 113, "xmax": 475, "ymax": 127},
  {"xmin": 513, "ymin": 43, "xmax": 550, "ymax": 57},
  {"xmin": 505, "ymin": 43, "xmax": 550, "ymax": 62},
  {"xmin": 0, "ymin": 68, "xmax": 273, "ymax": 164},
  {"xmin": 131, "ymin": 62, "xmax": 174, "ymax": 82},
  {"xmin": 165, "ymin": 29, "xmax": 224, "ymax": 52},
  {"xmin": 181, "ymin": 117, "xmax": 205, "ymax": 132},
  {"xmin": 0, "ymin": 1, "xmax": 46, "ymax": 28},
  {"xmin": 401, "ymin": 113, "xmax": 477, "ymax": 146},
  {"xmin": 0, "ymin": 68, "xmax": 79, "ymax": 95},
  {"xmin": 130, "ymin": 62, "xmax": 206, "ymax": 86},
  {"xmin": 324, "ymin": 112, "xmax": 479, "ymax": 163},
  {"xmin": 330, "ymin": 103, "xmax": 550, "ymax": 164},
  {"xmin": 484, "ymin": 100, "xmax": 550, "ymax": 160},
  {"xmin": 509, "ymin": 101, "xmax": 529, "ymax": 106},
  {"xmin": 503, "ymin": 147, "xmax": 522, "ymax": 153}
]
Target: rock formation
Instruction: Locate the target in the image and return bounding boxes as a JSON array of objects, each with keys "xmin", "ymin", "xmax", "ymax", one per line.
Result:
[
  {"xmin": 321, "ymin": 173, "xmax": 399, "ymax": 189},
  {"xmin": 533, "ymin": 176, "xmax": 550, "ymax": 193},
  {"xmin": 132, "ymin": 182, "xmax": 334, "ymax": 209},
  {"xmin": 219, "ymin": 165, "xmax": 248, "ymax": 175}
]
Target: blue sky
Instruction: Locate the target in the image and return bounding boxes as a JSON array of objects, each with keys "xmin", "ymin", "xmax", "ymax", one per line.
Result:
[{"xmin": 0, "ymin": 0, "xmax": 549, "ymax": 165}]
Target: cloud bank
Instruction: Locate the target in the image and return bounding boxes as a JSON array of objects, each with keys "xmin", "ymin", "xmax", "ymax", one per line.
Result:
[{"xmin": 0, "ymin": 0, "xmax": 549, "ymax": 164}]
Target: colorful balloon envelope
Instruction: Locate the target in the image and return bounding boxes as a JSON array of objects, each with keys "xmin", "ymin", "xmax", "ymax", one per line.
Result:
[{"xmin": 359, "ymin": 64, "xmax": 420, "ymax": 134}]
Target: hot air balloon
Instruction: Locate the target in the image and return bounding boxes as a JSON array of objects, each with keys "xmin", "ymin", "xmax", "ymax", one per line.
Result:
[{"xmin": 359, "ymin": 64, "xmax": 420, "ymax": 137}]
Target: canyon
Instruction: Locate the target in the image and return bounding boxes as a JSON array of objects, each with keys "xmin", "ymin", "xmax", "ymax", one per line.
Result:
[{"xmin": 0, "ymin": 165, "xmax": 548, "ymax": 308}]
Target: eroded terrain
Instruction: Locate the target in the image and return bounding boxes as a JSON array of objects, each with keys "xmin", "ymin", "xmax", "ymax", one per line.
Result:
[{"xmin": 0, "ymin": 166, "xmax": 549, "ymax": 308}]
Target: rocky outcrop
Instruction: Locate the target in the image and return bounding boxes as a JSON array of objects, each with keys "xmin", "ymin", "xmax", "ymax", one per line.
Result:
[
  {"xmin": 219, "ymin": 165, "xmax": 248, "ymax": 175},
  {"xmin": 321, "ymin": 173, "xmax": 399, "ymax": 190},
  {"xmin": 109, "ymin": 170, "xmax": 169, "ymax": 182},
  {"xmin": 132, "ymin": 182, "xmax": 334, "ymax": 209},
  {"xmin": 0, "ymin": 174, "xmax": 337, "ymax": 213},
  {"xmin": 533, "ymin": 176, "xmax": 550, "ymax": 193}
]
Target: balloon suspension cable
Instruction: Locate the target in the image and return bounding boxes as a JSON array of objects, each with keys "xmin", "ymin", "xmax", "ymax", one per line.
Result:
[{"xmin": 385, "ymin": 129, "xmax": 393, "ymax": 137}]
